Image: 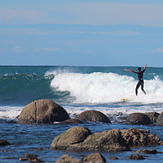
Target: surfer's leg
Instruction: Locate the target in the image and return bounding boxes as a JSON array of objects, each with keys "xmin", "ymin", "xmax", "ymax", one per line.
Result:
[
  {"xmin": 141, "ymin": 80, "xmax": 146, "ymax": 94},
  {"xmin": 135, "ymin": 81, "xmax": 141, "ymax": 96}
]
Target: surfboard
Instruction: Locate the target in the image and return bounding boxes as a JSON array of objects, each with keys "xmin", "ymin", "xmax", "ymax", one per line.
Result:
[{"xmin": 121, "ymin": 98, "xmax": 130, "ymax": 101}]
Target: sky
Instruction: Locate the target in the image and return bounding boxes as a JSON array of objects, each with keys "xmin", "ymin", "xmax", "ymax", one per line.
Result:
[{"xmin": 1, "ymin": 0, "xmax": 163, "ymax": 67}]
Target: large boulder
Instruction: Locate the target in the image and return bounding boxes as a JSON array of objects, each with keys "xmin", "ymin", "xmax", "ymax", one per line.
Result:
[
  {"xmin": 156, "ymin": 112, "xmax": 163, "ymax": 125},
  {"xmin": 76, "ymin": 110, "xmax": 111, "ymax": 123},
  {"xmin": 18, "ymin": 99, "xmax": 70, "ymax": 124},
  {"xmin": 51, "ymin": 126, "xmax": 128, "ymax": 152},
  {"xmin": 51, "ymin": 126, "xmax": 92, "ymax": 150},
  {"xmin": 51, "ymin": 127, "xmax": 163, "ymax": 152},
  {"xmin": 126, "ymin": 113, "xmax": 152, "ymax": 125}
]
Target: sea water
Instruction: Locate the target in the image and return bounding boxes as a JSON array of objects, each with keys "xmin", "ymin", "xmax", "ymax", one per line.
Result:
[{"xmin": 0, "ymin": 65, "xmax": 163, "ymax": 162}]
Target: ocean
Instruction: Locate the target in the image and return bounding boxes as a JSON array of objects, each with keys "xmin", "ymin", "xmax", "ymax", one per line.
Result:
[{"xmin": 1, "ymin": 65, "xmax": 163, "ymax": 162}]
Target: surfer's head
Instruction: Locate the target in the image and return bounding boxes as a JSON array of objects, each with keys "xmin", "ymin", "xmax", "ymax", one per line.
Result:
[{"xmin": 138, "ymin": 67, "xmax": 141, "ymax": 71}]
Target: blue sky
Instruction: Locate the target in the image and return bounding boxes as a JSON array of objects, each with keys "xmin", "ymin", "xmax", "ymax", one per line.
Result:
[{"xmin": 1, "ymin": 0, "xmax": 163, "ymax": 66}]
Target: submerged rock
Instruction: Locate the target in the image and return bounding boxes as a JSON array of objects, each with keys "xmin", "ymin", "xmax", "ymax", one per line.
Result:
[
  {"xmin": 60, "ymin": 119, "xmax": 83, "ymax": 124},
  {"xmin": 0, "ymin": 140, "xmax": 11, "ymax": 146},
  {"xmin": 126, "ymin": 113, "xmax": 152, "ymax": 125},
  {"xmin": 136, "ymin": 149, "xmax": 158, "ymax": 154},
  {"xmin": 56, "ymin": 155, "xmax": 80, "ymax": 163},
  {"xmin": 76, "ymin": 110, "xmax": 111, "ymax": 123},
  {"xmin": 128, "ymin": 154, "xmax": 145, "ymax": 160},
  {"xmin": 18, "ymin": 99, "xmax": 70, "ymax": 124}
]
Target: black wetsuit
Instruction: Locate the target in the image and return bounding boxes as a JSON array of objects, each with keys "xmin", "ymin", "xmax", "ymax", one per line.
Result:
[{"xmin": 134, "ymin": 70, "xmax": 146, "ymax": 95}]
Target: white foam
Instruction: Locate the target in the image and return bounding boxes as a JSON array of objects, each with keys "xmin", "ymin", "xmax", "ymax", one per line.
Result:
[
  {"xmin": 50, "ymin": 71, "xmax": 163, "ymax": 104},
  {"xmin": 0, "ymin": 106, "xmax": 22, "ymax": 120}
]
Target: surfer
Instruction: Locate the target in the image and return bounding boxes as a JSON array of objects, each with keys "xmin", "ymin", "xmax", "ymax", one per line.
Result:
[{"xmin": 124, "ymin": 64, "xmax": 147, "ymax": 96}]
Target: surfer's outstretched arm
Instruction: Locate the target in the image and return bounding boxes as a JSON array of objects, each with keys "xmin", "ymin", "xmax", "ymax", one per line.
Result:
[
  {"xmin": 144, "ymin": 64, "xmax": 147, "ymax": 70},
  {"xmin": 124, "ymin": 69, "xmax": 136, "ymax": 73}
]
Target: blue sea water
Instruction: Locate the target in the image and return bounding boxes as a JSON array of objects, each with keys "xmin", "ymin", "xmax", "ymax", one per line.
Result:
[{"xmin": 0, "ymin": 65, "xmax": 163, "ymax": 162}]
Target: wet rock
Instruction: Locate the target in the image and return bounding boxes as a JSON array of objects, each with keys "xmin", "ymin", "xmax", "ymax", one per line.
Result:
[
  {"xmin": 51, "ymin": 126, "xmax": 92, "ymax": 150},
  {"xmin": 121, "ymin": 128, "xmax": 162, "ymax": 148},
  {"xmin": 145, "ymin": 112, "xmax": 159, "ymax": 123},
  {"xmin": 126, "ymin": 113, "xmax": 152, "ymax": 125},
  {"xmin": 60, "ymin": 119, "xmax": 83, "ymax": 124},
  {"xmin": 19, "ymin": 154, "xmax": 43, "ymax": 162},
  {"xmin": 109, "ymin": 156, "xmax": 118, "ymax": 160},
  {"xmin": 136, "ymin": 149, "xmax": 157, "ymax": 154},
  {"xmin": 51, "ymin": 127, "xmax": 163, "ymax": 152},
  {"xmin": 51, "ymin": 126, "xmax": 128, "ymax": 152},
  {"xmin": 18, "ymin": 99, "xmax": 70, "ymax": 124},
  {"xmin": 0, "ymin": 140, "xmax": 11, "ymax": 146},
  {"xmin": 81, "ymin": 153, "xmax": 106, "ymax": 163},
  {"xmin": 128, "ymin": 154, "xmax": 145, "ymax": 160},
  {"xmin": 56, "ymin": 155, "xmax": 80, "ymax": 163},
  {"xmin": 76, "ymin": 110, "xmax": 111, "ymax": 123},
  {"xmin": 156, "ymin": 112, "xmax": 163, "ymax": 125}
]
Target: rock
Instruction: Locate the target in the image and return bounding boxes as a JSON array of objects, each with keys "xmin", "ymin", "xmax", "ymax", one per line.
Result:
[
  {"xmin": 18, "ymin": 99, "xmax": 70, "ymax": 124},
  {"xmin": 60, "ymin": 119, "xmax": 83, "ymax": 124},
  {"xmin": 109, "ymin": 156, "xmax": 118, "ymax": 160},
  {"xmin": 0, "ymin": 140, "xmax": 11, "ymax": 146},
  {"xmin": 121, "ymin": 128, "xmax": 162, "ymax": 148},
  {"xmin": 51, "ymin": 126, "xmax": 92, "ymax": 150},
  {"xmin": 56, "ymin": 155, "xmax": 80, "ymax": 163},
  {"xmin": 145, "ymin": 112, "xmax": 159, "ymax": 123},
  {"xmin": 19, "ymin": 154, "xmax": 43, "ymax": 162},
  {"xmin": 76, "ymin": 110, "xmax": 111, "ymax": 123},
  {"xmin": 128, "ymin": 154, "xmax": 145, "ymax": 160},
  {"xmin": 126, "ymin": 113, "xmax": 152, "ymax": 125},
  {"xmin": 156, "ymin": 112, "xmax": 163, "ymax": 125},
  {"xmin": 81, "ymin": 153, "xmax": 106, "ymax": 163},
  {"xmin": 51, "ymin": 127, "xmax": 163, "ymax": 152},
  {"xmin": 136, "ymin": 149, "xmax": 157, "ymax": 154},
  {"xmin": 51, "ymin": 126, "xmax": 128, "ymax": 152}
]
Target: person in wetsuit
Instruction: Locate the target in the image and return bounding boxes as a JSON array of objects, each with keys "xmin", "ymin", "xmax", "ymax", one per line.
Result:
[{"xmin": 124, "ymin": 64, "xmax": 147, "ymax": 95}]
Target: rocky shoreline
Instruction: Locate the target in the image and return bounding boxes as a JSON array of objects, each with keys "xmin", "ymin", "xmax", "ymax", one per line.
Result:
[{"xmin": 1, "ymin": 99, "xmax": 163, "ymax": 162}]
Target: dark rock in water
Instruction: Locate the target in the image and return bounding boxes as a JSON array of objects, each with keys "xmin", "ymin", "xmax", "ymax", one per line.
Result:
[
  {"xmin": 56, "ymin": 155, "xmax": 80, "ymax": 163},
  {"xmin": 17, "ymin": 99, "xmax": 70, "ymax": 124},
  {"xmin": 19, "ymin": 154, "xmax": 43, "ymax": 162},
  {"xmin": 0, "ymin": 140, "xmax": 11, "ymax": 146},
  {"xmin": 145, "ymin": 112, "xmax": 160, "ymax": 123},
  {"xmin": 51, "ymin": 127, "xmax": 163, "ymax": 152},
  {"xmin": 126, "ymin": 113, "xmax": 152, "ymax": 125},
  {"xmin": 51, "ymin": 126, "xmax": 128, "ymax": 152},
  {"xmin": 136, "ymin": 149, "xmax": 157, "ymax": 154},
  {"xmin": 128, "ymin": 154, "xmax": 145, "ymax": 160},
  {"xmin": 121, "ymin": 128, "xmax": 162, "ymax": 148},
  {"xmin": 81, "ymin": 153, "xmax": 106, "ymax": 163},
  {"xmin": 60, "ymin": 119, "xmax": 83, "ymax": 124},
  {"xmin": 156, "ymin": 112, "xmax": 163, "ymax": 125},
  {"xmin": 76, "ymin": 110, "xmax": 111, "ymax": 123},
  {"xmin": 110, "ymin": 156, "xmax": 118, "ymax": 160}
]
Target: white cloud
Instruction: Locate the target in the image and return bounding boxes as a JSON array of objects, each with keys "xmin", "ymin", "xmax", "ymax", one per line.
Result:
[
  {"xmin": 0, "ymin": 8, "xmax": 45, "ymax": 25},
  {"xmin": 12, "ymin": 46, "xmax": 24, "ymax": 53},
  {"xmin": 35, "ymin": 48, "xmax": 59, "ymax": 53},
  {"xmin": 1, "ymin": 2, "xmax": 163, "ymax": 27},
  {"xmin": 154, "ymin": 47, "xmax": 163, "ymax": 53}
]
